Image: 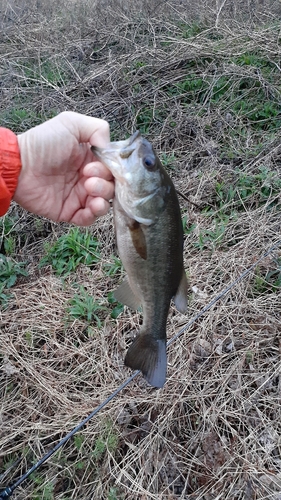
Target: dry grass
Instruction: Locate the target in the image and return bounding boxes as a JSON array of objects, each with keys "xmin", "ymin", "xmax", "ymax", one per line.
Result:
[{"xmin": 1, "ymin": 1, "xmax": 281, "ymax": 499}]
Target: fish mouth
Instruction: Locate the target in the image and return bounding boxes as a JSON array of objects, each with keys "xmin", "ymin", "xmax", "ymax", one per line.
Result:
[
  {"xmin": 91, "ymin": 130, "xmax": 141, "ymax": 159},
  {"xmin": 91, "ymin": 131, "xmax": 144, "ymax": 184},
  {"xmin": 126, "ymin": 130, "xmax": 141, "ymax": 147}
]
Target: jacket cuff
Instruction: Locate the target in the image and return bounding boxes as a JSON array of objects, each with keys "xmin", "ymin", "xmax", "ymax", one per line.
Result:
[{"xmin": 0, "ymin": 128, "xmax": 22, "ymax": 216}]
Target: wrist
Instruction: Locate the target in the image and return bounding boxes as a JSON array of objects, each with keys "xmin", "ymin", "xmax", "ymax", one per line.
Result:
[{"xmin": 0, "ymin": 128, "xmax": 22, "ymax": 216}]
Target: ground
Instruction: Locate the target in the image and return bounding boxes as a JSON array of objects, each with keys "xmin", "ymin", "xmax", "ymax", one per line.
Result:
[{"xmin": 0, "ymin": 1, "xmax": 281, "ymax": 499}]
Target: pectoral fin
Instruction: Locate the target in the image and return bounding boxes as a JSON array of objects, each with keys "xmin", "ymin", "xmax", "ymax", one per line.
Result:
[
  {"xmin": 125, "ymin": 334, "xmax": 166, "ymax": 388},
  {"xmin": 114, "ymin": 277, "xmax": 141, "ymax": 310},
  {"xmin": 174, "ymin": 270, "xmax": 188, "ymax": 314},
  {"xmin": 128, "ymin": 219, "xmax": 147, "ymax": 260}
]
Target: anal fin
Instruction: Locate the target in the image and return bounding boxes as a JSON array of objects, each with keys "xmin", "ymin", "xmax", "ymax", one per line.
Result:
[{"xmin": 124, "ymin": 334, "xmax": 166, "ymax": 388}]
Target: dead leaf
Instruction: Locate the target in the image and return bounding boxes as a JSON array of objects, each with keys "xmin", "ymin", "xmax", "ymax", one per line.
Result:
[{"xmin": 1, "ymin": 355, "xmax": 19, "ymax": 375}]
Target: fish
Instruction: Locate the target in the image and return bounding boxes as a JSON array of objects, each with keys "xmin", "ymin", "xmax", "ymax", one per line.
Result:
[{"xmin": 91, "ymin": 131, "xmax": 188, "ymax": 388}]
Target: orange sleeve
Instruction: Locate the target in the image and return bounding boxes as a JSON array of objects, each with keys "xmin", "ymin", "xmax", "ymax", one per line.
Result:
[{"xmin": 0, "ymin": 128, "xmax": 22, "ymax": 216}]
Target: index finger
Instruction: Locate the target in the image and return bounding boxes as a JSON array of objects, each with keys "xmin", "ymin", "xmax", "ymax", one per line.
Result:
[{"xmin": 83, "ymin": 161, "xmax": 113, "ymax": 181}]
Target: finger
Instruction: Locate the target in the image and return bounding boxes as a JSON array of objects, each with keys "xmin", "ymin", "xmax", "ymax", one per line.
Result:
[
  {"xmin": 59, "ymin": 111, "xmax": 110, "ymax": 147},
  {"xmin": 83, "ymin": 161, "xmax": 113, "ymax": 181},
  {"xmin": 84, "ymin": 177, "xmax": 115, "ymax": 201},
  {"xmin": 88, "ymin": 197, "xmax": 111, "ymax": 217},
  {"xmin": 70, "ymin": 207, "xmax": 97, "ymax": 227},
  {"xmin": 70, "ymin": 199, "xmax": 111, "ymax": 226}
]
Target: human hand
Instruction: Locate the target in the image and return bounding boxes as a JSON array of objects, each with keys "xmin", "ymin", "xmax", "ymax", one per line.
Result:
[{"xmin": 14, "ymin": 111, "xmax": 114, "ymax": 226}]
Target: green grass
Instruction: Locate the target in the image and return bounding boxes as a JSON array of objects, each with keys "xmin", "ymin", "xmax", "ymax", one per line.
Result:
[
  {"xmin": 182, "ymin": 166, "xmax": 281, "ymax": 252},
  {"xmin": 160, "ymin": 151, "xmax": 177, "ymax": 170},
  {"xmin": 252, "ymin": 260, "xmax": 281, "ymax": 296},
  {"xmin": 166, "ymin": 73, "xmax": 280, "ymax": 133},
  {"xmin": 92, "ymin": 420, "xmax": 119, "ymax": 461},
  {"xmin": 67, "ymin": 286, "xmax": 107, "ymax": 327},
  {"xmin": 30, "ymin": 477, "xmax": 54, "ymax": 500},
  {"xmin": 107, "ymin": 291, "xmax": 124, "ymax": 319},
  {"xmin": 40, "ymin": 228, "xmax": 101, "ymax": 275},
  {"xmin": 194, "ymin": 218, "xmax": 230, "ymax": 251},
  {"xmin": 0, "ymin": 214, "xmax": 20, "ymax": 256},
  {"xmin": 0, "ymin": 108, "xmax": 43, "ymax": 130},
  {"xmin": 103, "ymin": 256, "xmax": 123, "ymax": 277},
  {"xmin": 108, "ymin": 488, "xmax": 122, "ymax": 500},
  {"xmin": 74, "ymin": 433, "xmax": 85, "ymax": 451},
  {"xmin": 0, "ymin": 254, "xmax": 27, "ymax": 307},
  {"xmin": 213, "ymin": 167, "xmax": 281, "ymax": 211},
  {"xmin": 134, "ymin": 105, "xmax": 169, "ymax": 134},
  {"xmin": 67, "ymin": 287, "xmax": 124, "ymax": 326}
]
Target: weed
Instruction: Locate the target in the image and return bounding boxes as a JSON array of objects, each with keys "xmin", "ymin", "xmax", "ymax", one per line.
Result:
[
  {"xmin": 0, "ymin": 283, "xmax": 11, "ymax": 308},
  {"xmin": 67, "ymin": 286, "xmax": 106, "ymax": 327},
  {"xmin": 193, "ymin": 165, "xmax": 281, "ymax": 251},
  {"xmin": 108, "ymin": 488, "xmax": 119, "ymax": 500},
  {"xmin": 0, "ymin": 254, "xmax": 27, "ymax": 306},
  {"xmin": 3, "ymin": 236, "xmax": 16, "ymax": 256},
  {"xmin": 246, "ymin": 351, "xmax": 254, "ymax": 364},
  {"xmin": 38, "ymin": 59, "xmax": 67, "ymax": 86},
  {"xmin": 236, "ymin": 167, "xmax": 281, "ymax": 204},
  {"xmin": 0, "ymin": 214, "xmax": 19, "ymax": 255},
  {"xmin": 234, "ymin": 98, "xmax": 281, "ymax": 131},
  {"xmin": 107, "ymin": 291, "xmax": 124, "ymax": 319},
  {"xmin": 74, "ymin": 434, "xmax": 85, "ymax": 451},
  {"xmin": 211, "ymin": 76, "xmax": 231, "ymax": 102},
  {"xmin": 252, "ymin": 261, "xmax": 281, "ymax": 296},
  {"xmin": 0, "ymin": 256, "xmax": 27, "ymax": 287},
  {"xmin": 0, "ymin": 108, "xmax": 43, "ymax": 130},
  {"xmin": 41, "ymin": 482, "xmax": 54, "ymax": 500},
  {"xmin": 92, "ymin": 436, "xmax": 106, "ymax": 460},
  {"xmin": 40, "ymin": 228, "xmax": 100, "ymax": 275},
  {"xmin": 132, "ymin": 60, "xmax": 147, "ymax": 69},
  {"xmin": 179, "ymin": 21, "xmax": 205, "ymax": 38},
  {"xmin": 160, "ymin": 151, "xmax": 177, "ymax": 170},
  {"xmin": 92, "ymin": 420, "xmax": 119, "ymax": 461},
  {"xmin": 266, "ymin": 260, "xmax": 281, "ymax": 289},
  {"xmin": 234, "ymin": 53, "xmax": 276, "ymax": 72},
  {"xmin": 74, "ymin": 460, "xmax": 85, "ymax": 470},
  {"xmin": 173, "ymin": 74, "xmax": 208, "ymax": 102},
  {"xmin": 207, "ymin": 167, "xmax": 281, "ymax": 214},
  {"xmin": 25, "ymin": 331, "xmax": 33, "ymax": 347},
  {"xmin": 134, "ymin": 105, "xmax": 167, "ymax": 134},
  {"xmin": 29, "ymin": 469, "xmax": 54, "ymax": 500},
  {"xmin": 20, "ymin": 58, "xmax": 68, "ymax": 87},
  {"xmin": 103, "ymin": 256, "xmax": 123, "ymax": 277},
  {"xmin": 182, "ymin": 215, "xmax": 197, "ymax": 235},
  {"xmin": 195, "ymin": 220, "xmax": 228, "ymax": 251},
  {"xmin": 253, "ymin": 268, "xmax": 268, "ymax": 295}
]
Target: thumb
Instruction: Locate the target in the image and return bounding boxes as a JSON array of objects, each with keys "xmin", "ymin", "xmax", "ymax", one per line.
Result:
[{"xmin": 58, "ymin": 111, "xmax": 110, "ymax": 147}]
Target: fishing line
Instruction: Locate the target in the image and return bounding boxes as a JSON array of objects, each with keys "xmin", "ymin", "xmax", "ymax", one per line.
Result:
[
  {"xmin": 1, "ymin": 238, "xmax": 281, "ymax": 499},
  {"xmin": 0, "ymin": 372, "xmax": 139, "ymax": 499}
]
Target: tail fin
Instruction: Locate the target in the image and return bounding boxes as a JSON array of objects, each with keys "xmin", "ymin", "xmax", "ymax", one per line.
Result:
[{"xmin": 124, "ymin": 334, "xmax": 166, "ymax": 388}]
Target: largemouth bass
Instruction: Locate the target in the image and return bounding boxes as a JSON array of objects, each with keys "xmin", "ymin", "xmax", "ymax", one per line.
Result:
[{"xmin": 92, "ymin": 131, "xmax": 187, "ymax": 388}]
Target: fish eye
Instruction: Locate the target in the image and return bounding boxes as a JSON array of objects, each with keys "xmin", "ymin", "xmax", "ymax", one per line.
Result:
[{"xmin": 143, "ymin": 155, "xmax": 155, "ymax": 170}]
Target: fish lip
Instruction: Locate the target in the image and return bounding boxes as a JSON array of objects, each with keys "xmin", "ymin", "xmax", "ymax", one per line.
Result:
[
  {"xmin": 91, "ymin": 130, "xmax": 141, "ymax": 160},
  {"xmin": 106, "ymin": 130, "xmax": 141, "ymax": 153},
  {"xmin": 126, "ymin": 130, "xmax": 141, "ymax": 147}
]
